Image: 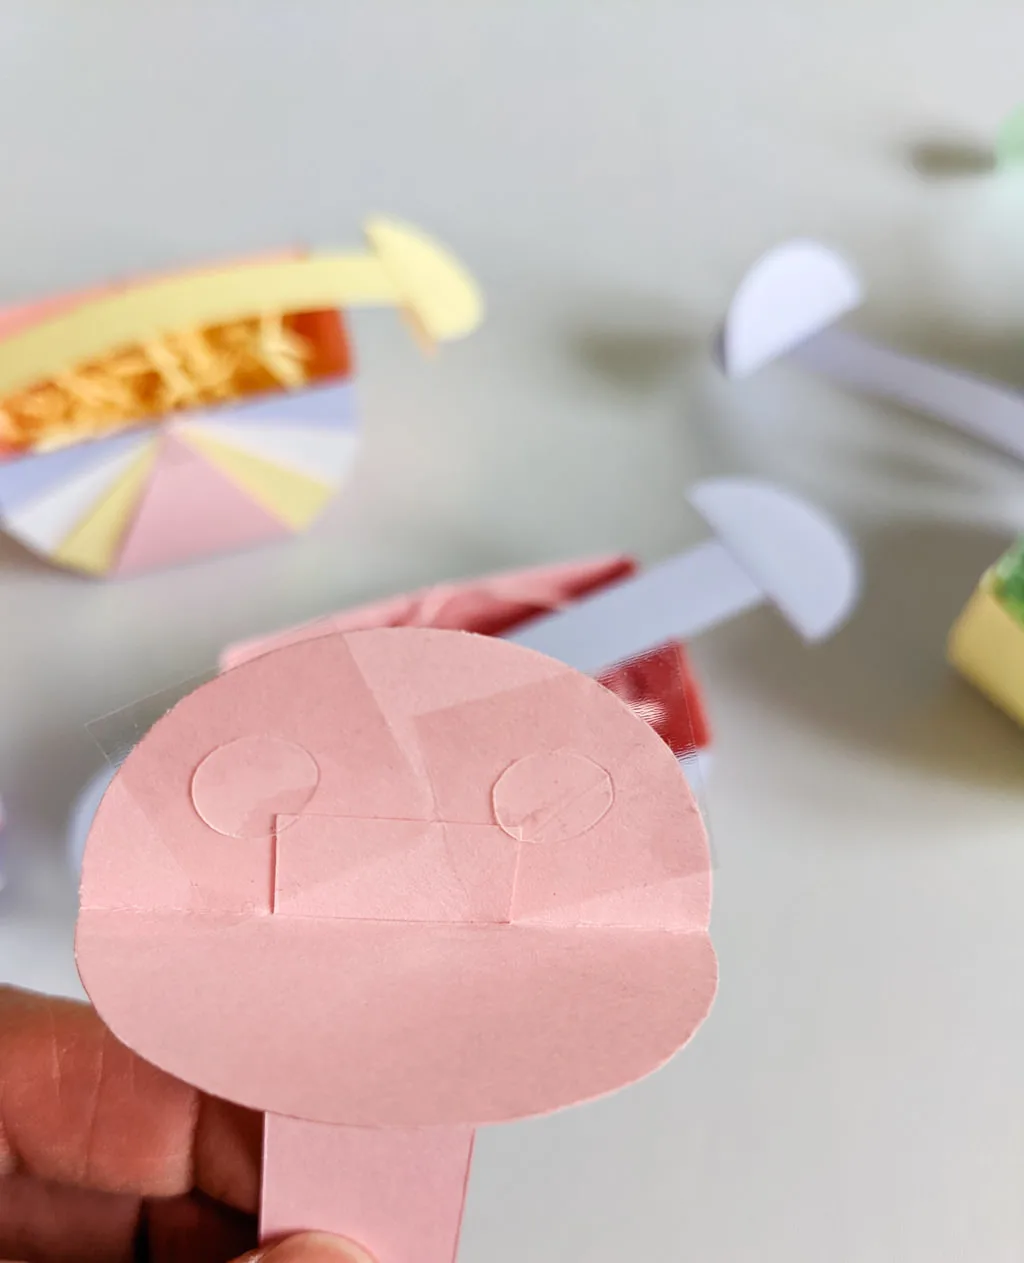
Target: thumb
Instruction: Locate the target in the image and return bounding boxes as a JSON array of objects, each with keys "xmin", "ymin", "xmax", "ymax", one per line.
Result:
[{"xmin": 240, "ymin": 1232, "xmax": 376, "ymax": 1263}]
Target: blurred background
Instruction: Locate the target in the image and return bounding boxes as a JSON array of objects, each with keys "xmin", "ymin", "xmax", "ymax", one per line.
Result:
[{"xmin": 1, "ymin": 4, "xmax": 1024, "ymax": 1260}]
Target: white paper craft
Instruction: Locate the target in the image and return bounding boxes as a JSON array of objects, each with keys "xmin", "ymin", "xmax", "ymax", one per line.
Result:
[
  {"xmin": 508, "ymin": 479, "xmax": 860, "ymax": 674},
  {"xmin": 718, "ymin": 239, "xmax": 1024, "ymax": 463}
]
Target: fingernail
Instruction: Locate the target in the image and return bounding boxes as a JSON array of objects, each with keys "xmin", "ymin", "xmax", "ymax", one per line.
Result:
[{"xmin": 254, "ymin": 1232, "xmax": 376, "ymax": 1263}]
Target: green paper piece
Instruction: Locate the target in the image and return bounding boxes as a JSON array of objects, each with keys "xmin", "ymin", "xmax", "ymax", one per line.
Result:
[
  {"xmin": 995, "ymin": 106, "xmax": 1024, "ymax": 168},
  {"xmin": 994, "ymin": 537, "xmax": 1024, "ymax": 626}
]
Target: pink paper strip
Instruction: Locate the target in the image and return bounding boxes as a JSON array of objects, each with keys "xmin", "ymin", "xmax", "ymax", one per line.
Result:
[{"xmin": 261, "ymin": 1115, "xmax": 474, "ymax": 1263}]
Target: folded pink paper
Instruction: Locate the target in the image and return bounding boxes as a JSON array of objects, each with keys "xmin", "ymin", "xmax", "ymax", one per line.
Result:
[{"xmin": 77, "ymin": 628, "xmax": 716, "ymax": 1263}]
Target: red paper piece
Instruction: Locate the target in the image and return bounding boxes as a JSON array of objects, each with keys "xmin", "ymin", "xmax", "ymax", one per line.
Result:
[{"xmin": 598, "ymin": 644, "xmax": 711, "ymax": 759}]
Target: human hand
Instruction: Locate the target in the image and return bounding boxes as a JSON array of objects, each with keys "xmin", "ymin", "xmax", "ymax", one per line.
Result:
[{"xmin": 0, "ymin": 986, "xmax": 373, "ymax": 1263}]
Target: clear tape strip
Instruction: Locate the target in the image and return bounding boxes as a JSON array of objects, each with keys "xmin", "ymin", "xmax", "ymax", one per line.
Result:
[{"xmin": 87, "ymin": 669, "xmax": 217, "ymax": 770}]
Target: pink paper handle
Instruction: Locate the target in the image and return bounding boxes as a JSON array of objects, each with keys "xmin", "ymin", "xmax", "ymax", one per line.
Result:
[{"xmin": 260, "ymin": 1113, "xmax": 475, "ymax": 1263}]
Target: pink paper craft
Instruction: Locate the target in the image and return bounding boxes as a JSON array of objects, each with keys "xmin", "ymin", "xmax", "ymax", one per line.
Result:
[
  {"xmin": 77, "ymin": 629, "xmax": 716, "ymax": 1262},
  {"xmin": 113, "ymin": 433, "xmax": 291, "ymax": 575},
  {"xmin": 0, "ymin": 251, "xmax": 358, "ymax": 577}
]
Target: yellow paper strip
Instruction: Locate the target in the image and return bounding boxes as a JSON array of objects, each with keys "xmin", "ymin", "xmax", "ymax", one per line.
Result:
[
  {"xmin": 0, "ymin": 220, "xmax": 482, "ymax": 400},
  {"xmin": 178, "ymin": 429, "xmax": 334, "ymax": 531},
  {"xmin": 0, "ymin": 256, "xmax": 393, "ymax": 402},
  {"xmin": 364, "ymin": 218, "xmax": 483, "ymax": 348},
  {"xmin": 947, "ymin": 572, "xmax": 1024, "ymax": 728},
  {"xmin": 52, "ymin": 439, "xmax": 159, "ymax": 575}
]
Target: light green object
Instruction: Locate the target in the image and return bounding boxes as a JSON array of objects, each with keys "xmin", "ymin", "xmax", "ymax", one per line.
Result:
[
  {"xmin": 995, "ymin": 106, "xmax": 1024, "ymax": 167},
  {"xmin": 993, "ymin": 537, "xmax": 1024, "ymax": 626}
]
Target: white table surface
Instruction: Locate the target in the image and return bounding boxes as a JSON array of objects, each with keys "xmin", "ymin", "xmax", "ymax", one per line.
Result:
[{"xmin": 2, "ymin": 4, "xmax": 1024, "ymax": 1260}]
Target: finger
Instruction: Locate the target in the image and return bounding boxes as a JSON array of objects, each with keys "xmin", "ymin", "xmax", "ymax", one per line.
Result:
[
  {"xmin": 0, "ymin": 987, "xmax": 259, "ymax": 1210},
  {"xmin": 193, "ymin": 1094, "xmax": 263, "ymax": 1210},
  {"xmin": 140, "ymin": 1190, "xmax": 256, "ymax": 1263},
  {"xmin": 0, "ymin": 1176, "xmax": 257, "ymax": 1263},
  {"xmin": 240, "ymin": 1234, "xmax": 376, "ymax": 1263},
  {"xmin": 0, "ymin": 1172, "xmax": 138, "ymax": 1263}
]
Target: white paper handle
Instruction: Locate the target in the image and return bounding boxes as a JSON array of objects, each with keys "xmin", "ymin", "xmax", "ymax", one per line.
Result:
[
  {"xmin": 505, "ymin": 540, "xmax": 761, "ymax": 674},
  {"xmin": 795, "ymin": 327, "xmax": 1024, "ymax": 462},
  {"xmin": 719, "ymin": 237, "xmax": 1024, "ymax": 464},
  {"xmin": 508, "ymin": 479, "xmax": 860, "ymax": 674}
]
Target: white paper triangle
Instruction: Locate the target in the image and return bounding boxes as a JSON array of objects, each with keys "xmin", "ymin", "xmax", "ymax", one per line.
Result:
[
  {"xmin": 3, "ymin": 436, "xmax": 150, "ymax": 558},
  {"xmin": 177, "ymin": 420, "xmax": 360, "ymax": 486}
]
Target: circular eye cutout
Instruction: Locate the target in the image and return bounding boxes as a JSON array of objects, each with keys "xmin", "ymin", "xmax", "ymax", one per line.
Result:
[
  {"xmin": 492, "ymin": 750, "xmax": 613, "ymax": 845},
  {"xmin": 191, "ymin": 736, "xmax": 320, "ymax": 839}
]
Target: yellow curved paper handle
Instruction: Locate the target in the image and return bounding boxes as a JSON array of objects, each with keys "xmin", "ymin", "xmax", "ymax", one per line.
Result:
[{"xmin": 0, "ymin": 218, "xmax": 483, "ymax": 398}]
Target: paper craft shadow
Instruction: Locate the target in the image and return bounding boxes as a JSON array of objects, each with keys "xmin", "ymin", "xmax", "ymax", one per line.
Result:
[
  {"xmin": 906, "ymin": 136, "xmax": 995, "ymax": 180},
  {"xmin": 702, "ymin": 519, "xmax": 1024, "ymax": 792}
]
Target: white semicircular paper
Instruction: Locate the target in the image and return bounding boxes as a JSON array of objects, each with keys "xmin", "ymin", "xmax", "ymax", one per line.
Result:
[
  {"xmin": 689, "ymin": 478, "xmax": 860, "ymax": 641},
  {"xmin": 719, "ymin": 240, "xmax": 863, "ymax": 379}
]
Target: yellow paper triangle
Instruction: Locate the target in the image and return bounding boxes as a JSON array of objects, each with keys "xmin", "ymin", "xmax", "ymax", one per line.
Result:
[
  {"xmin": 178, "ymin": 429, "xmax": 333, "ymax": 530},
  {"xmin": 53, "ymin": 440, "xmax": 159, "ymax": 575}
]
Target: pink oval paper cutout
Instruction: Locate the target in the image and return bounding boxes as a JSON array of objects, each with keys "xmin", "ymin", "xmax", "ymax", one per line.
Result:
[
  {"xmin": 191, "ymin": 735, "xmax": 320, "ymax": 839},
  {"xmin": 493, "ymin": 750, "xmax": 613, "ymax": 844},
  {"xmin": 76, "ymin": 628, "xmax": 716, "ymax": 1127}
]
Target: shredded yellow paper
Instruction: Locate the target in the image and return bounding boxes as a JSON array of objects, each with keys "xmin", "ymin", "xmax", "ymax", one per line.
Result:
[{"xmin": 0, "ymin": 311, "xmax": 315, "ymax": 454}]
